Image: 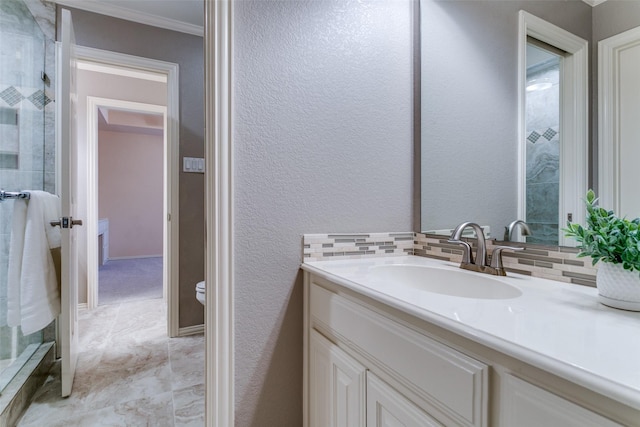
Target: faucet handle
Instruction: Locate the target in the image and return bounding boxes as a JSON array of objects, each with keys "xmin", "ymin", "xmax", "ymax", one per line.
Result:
[
  {"xmin": 490, "ymin": 246, "xmax": 524, "ymax": 269},
  {"xmin": 448, "ymin": 239, "xmax": 473, "ymax": 264}
]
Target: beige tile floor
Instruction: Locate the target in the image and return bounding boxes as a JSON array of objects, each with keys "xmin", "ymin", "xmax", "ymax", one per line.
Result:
[{"xmin": 17, "ymin": 298, "xmax": 204, "ymax": 426}]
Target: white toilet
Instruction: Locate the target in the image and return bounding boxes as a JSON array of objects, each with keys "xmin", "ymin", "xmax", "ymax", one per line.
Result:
[{"xmin": 196, "ymin": 280, "xmax": 205, "ymax": 305}]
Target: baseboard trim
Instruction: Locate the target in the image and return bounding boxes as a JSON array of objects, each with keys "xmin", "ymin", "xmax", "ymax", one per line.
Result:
[
  {"xmin": 107, "ymin": 255, "xmax": 163, "ymax": 261},
  {"xmin": 78, "ymin": 303, "xmax": 88, "ymax": 311},
  {"xmin": 178, "ymin": 324, "xmax": 204, "ymax": 336}
]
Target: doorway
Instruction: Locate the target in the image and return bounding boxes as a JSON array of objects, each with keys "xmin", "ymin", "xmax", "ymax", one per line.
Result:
[
  {"xmin": 524, "ymin": 39, "xmax": 563, "ymax": 246},
  {"xmin": 517, "ymin": 11, "xmax": 588, "ymax": 246},
  {"xmin": 91, "ymin": 101, "xmax": 165, "ymax": 305},
  {"xmin": 74, "ymin": 47, "xmax": 180, "ymax": 336}
]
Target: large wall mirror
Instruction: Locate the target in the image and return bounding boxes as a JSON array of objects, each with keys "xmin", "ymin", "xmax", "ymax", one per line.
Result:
[{"xmin": 420, "ymin": 0, "xmax": 640, "ymax": 247}]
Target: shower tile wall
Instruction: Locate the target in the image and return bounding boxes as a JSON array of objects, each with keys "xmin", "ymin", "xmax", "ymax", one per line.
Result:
[
  {"xmin": 0, "ymin": 0, "xmax": 54, "ymax": 377},
  {"xmin": 23, "ymin": 0, "xmax": 56, "ymax": 194},
  {"xmin": 526, "ymin": 63, "xmax": 560, "ymax": 246}
]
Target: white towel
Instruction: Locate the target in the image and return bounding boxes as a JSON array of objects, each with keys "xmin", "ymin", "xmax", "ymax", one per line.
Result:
[
  {"xmin": 6, "ymin": 197, "xmax": 28, "ymax": 327},
  {"xmin": 7, "ymin": 191, "xmax": 62, "ymax": 335}
]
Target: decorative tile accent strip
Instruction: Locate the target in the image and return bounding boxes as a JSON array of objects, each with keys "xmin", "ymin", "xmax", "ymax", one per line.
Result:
[
  {"xmin": 527, "ymin": 130, "xmax": 541, "ymax": 144},
  {"xmin": 0, "ymin": 86, "xmax": 24, "ymax": 106},
  {"xmin": 527, "ymin": 126, "xmax": 559, "ymax": 144},
  {"xmin": 303, "ymin": 232, "xmax": 414, "ymax": 262},
  {"xmin": 542, "ymin": 127, "xmax": 558, "ymax": 140},
  {"xmin": 0, "ymin": 85, "xmax": 51, "ymax": 110},
  {"xmin": 26, "ymin": 89, "xmax": 52, "ymax": 110},
  {"xmin": 303, "ymin": 231, "xmax": 598, "ymax": 288}
]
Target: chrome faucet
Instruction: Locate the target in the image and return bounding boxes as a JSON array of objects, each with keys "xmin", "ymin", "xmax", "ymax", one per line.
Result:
[
  {"xmin": 449, "ymin": 221, "xmax": 523, "ymax": 276},
  {"xmin": 504, "ymin": 219, "xmax": 531, "ymax": 242},
  {"xmin": 448, "ymin": 222, "xmax": 488, "ymax": 267}
]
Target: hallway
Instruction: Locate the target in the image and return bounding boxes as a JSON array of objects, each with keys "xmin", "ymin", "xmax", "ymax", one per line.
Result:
[
  {"xmin": 17, "ymin": 298, "xmax": 204, "ymax": 426},
  {"xmin": 98, "ymin": 257, "xmax": 163, "ymax": 305}
]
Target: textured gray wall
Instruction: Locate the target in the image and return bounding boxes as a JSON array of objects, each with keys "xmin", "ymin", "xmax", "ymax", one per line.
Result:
[
  {"xmin": 233, "ymin": 0, "xmax": 414, "ymax": 424},
  {"xmin": 420, "ymin": 0, "xmax": 592, "ymax": 235},
  {"xmin": 57, "ymin": 7, "xmax": 205, "ymax": 328}
]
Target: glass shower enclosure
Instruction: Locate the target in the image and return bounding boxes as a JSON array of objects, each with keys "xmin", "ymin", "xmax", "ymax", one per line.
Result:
[{"xmin": 0, "ymin": 0, "xmax": 49, "ymax": 394}]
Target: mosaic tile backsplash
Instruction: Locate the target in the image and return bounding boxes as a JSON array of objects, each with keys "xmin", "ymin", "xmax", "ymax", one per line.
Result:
[
  {"xmin": 303, "ymin": 232, "xmax": 414, "ymax": 261},
  {"xmin": 303, "ymin": 232, "xmax": 597, "ymax": 288}
]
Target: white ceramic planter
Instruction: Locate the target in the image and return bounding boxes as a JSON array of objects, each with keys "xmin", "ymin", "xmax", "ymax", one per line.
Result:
[{"xmin": 597, "ymin": 262, "xmax": 640, "ymax": 311}]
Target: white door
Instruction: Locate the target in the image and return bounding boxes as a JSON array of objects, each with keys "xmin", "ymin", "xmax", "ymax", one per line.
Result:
[
  {"xmin": 366, "ymin": 373, "xmax": 442, "ymax": 427},
  {"xmin": 618, "ymin": 44, "xmax": 640, "ymax": 218},
  {"xmin": 599, "ymin": 26, "xmax": 640, "ymax": 218},
  {"xmin": 59, "ymin": 8, "xmax": 80, "ymax": 398},
  {"xmin": 309, "ymin": 330, "xmax": 366, "ymax": 427}
]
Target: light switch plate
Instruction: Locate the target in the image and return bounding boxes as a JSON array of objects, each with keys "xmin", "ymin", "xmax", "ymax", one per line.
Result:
[{"xmin": 183, "ymin": 157, "xmax": 205, "ymax": 173}]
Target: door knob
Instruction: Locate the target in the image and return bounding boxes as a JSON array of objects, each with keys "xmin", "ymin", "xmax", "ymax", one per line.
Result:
[{"xmin": 50, "ymin": 217, "xmax": 83, "ymax": 229}]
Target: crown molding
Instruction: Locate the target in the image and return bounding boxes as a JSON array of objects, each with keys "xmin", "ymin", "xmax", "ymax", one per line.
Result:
[
  {"xmin": 55, "ymin": 0, "xmax": 203, "ymax": 37},
  {"xmin": 582, "ymin": 0, "xmax": 608, "ymax": 7}
]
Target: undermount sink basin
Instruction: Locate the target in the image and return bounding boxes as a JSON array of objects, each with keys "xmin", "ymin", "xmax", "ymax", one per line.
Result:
[{"xmin": 369, "ymin": 264, "xmax": 522, "ymax": 300}]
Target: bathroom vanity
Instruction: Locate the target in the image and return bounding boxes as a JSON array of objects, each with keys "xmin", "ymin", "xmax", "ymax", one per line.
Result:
[{"xmin": 302, "ymin": 256, "xmax": 640, "ymax": 426}]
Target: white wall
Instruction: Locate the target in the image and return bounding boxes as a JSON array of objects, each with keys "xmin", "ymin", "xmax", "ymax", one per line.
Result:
[
  {"xmin": 233, "ymin": 0, "xmax": 414, "ymax": 425},
  {"xmin": 98, "ymin": 130, "xmax": 163, "ymax": 258}
]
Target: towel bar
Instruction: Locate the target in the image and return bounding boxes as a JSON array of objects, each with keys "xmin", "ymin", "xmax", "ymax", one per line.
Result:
[{"xmin": 0, "ymin": 190, "xmax": 30, "ymax": 201}]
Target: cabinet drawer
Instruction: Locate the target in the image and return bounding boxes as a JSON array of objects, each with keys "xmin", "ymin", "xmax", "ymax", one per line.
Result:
[
  {"xmin": 501, "ymin": 374, "xmax": 622, "ymax": 427},
  {"xmin": 310, "ymin": 282, "xmax": 488, "ymax": 426}
]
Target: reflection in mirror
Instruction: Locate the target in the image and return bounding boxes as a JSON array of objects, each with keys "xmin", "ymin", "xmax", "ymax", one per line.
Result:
[
  {"xmin": 420, "ymin": 1, "xmax": 596, "ymax": 248},
  {"xmin": 517, "ymin": 11, "xmax": 588, "ymax": 247},
  {"xmin": 599, "ymin": 25, "xmax": 640, "ymax": 221},
  {"xmin": 524, "ymin": 39, "xmax": 562, "ymax": 245}
]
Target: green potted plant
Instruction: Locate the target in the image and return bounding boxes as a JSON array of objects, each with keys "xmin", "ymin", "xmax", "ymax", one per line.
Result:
[{"xmin": 565, "ymin": 190, "xmax": 640, "ymax": 311}]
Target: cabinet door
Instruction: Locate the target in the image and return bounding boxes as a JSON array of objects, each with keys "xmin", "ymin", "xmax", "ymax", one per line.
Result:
[
  {"xmin": 309, "ymin": 330, "xmax": 366, "ymax": 427},
  {"xmin": 501, "ymin": 374, "xmax": 622, "ymax": 427},
  {"xmin": 367, "ymin": 372, "xmax": 443, "ymax": 427}
]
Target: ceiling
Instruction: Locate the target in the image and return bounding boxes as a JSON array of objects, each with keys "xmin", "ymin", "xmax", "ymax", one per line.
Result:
[
  {"xmin": 55, "ymin": 0, "xmax": 204, "ymax": 36},
  {"xmin": 98, "ymin": 107, "xmax": 164, "ymax": 136}
]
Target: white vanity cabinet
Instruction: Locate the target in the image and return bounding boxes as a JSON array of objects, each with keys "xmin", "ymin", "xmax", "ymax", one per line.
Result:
[
  {"xmin": 309, "ymin": 327, "xmax": 442, "ymax": 427},
  {"xmin": 303, "ymin": 270, "xmax": 634, "ymax": 427},
  {"xmin": 305, "ymin": 274, "xmax": 489, "ymax": 427}
]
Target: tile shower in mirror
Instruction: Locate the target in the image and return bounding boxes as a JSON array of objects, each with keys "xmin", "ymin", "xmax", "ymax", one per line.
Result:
[{"xmin": 525, "ymin": 39, "xmax": 562, "ymax": 246}]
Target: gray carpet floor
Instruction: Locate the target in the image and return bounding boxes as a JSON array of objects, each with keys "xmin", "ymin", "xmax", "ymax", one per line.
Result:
[{"xmin": 98, "ymin": 257, "xmax": 163, "ymax": 306}]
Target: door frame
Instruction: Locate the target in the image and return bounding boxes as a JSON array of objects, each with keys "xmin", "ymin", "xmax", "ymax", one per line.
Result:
[
  {"xmin": 205, "ymin": 0, "xmax": 234, "ymax": 425},
  {"xmin": 75, "ymin": 46, "xmax": 181, "ymax": 337},
  {"xmin": 86, "ymin": 96, "xmax": 167, "ymax": 295},
  {"xmin": 517, "ymin": 11, "xmax": 588, "ymax": 245}
]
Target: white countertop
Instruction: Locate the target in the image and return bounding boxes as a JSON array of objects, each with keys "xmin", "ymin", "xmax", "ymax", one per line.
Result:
[{"xmin": 301, "ymin": 255, "xmax": 640, "ymax": 410}]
